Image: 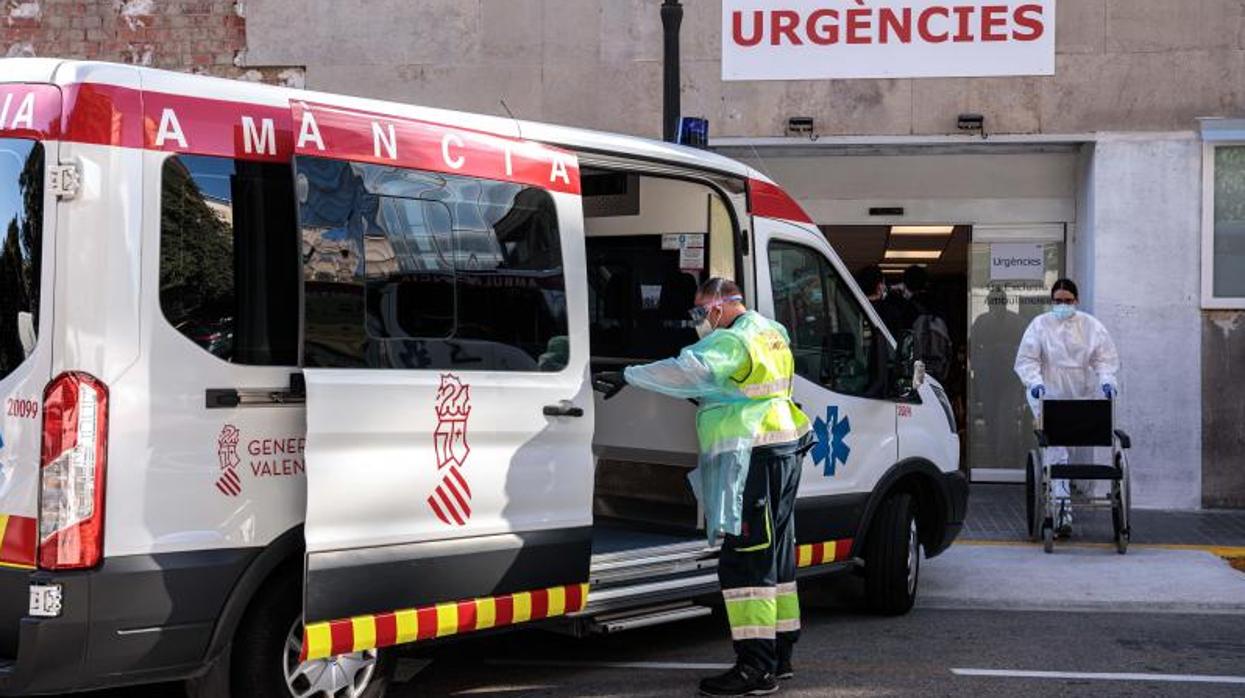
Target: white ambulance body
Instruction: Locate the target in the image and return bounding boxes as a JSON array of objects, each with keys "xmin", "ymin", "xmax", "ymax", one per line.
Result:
[{"xmin": 0, "ymin": 59, "xmax": 966, "ymax": 696}]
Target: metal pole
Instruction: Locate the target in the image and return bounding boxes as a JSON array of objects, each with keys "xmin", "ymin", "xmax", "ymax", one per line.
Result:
[{"xmin": 661, "ymin": 0, "xmax": 683, "ymax": 142}]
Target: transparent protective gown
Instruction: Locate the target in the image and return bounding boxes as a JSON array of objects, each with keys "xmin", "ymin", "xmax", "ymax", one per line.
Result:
[{"xmin": 624, "ymin": 312, "xmax": 809, "ymax": 542}]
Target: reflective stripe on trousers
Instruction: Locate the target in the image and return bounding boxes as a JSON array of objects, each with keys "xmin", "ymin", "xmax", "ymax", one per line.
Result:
[{"xmin": 776, "ymin": 581, "xmax": 800, "ymax": 634}]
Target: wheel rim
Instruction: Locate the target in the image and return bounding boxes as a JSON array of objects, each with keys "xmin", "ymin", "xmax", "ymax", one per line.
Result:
[
  {"xmin": 284, "ymin": 618, "xmax": 378, "ymax": 698},
  {"xmin": 906, "ymin": 516, "xmax": 919, "ymax": 596}
]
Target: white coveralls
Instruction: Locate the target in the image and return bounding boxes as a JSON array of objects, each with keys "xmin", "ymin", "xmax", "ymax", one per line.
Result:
[{"xmin": 1014, "ymin": 310, "xmax": 1121, "ymax": 510}]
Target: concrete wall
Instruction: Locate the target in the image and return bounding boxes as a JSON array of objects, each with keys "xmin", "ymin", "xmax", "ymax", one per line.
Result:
[
  {"xmin": 0, "ymin": 0, "xmax": 301, "ymax": 84},
  {"xmin": 1081, "ymin": 135, "xmax": 1203, "ymax": 509},
  {"xmin": 723, "ymin": 149, "xmax": 1078, "ymax": 226},
  {"xmin": 237, "ymin": 0, "xmax": 1245, "ymax": 139},
  {"xmin": 1203, "ymin": 311, "xmax": 1245, "ymax": 508}
]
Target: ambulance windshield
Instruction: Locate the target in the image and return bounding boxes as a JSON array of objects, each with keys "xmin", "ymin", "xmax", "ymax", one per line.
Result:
[{"xmin": 0, "ymin": 138, "xmax": 43, "ymax": 382}]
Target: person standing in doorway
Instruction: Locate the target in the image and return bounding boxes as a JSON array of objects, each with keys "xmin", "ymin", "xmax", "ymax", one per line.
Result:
[
  {"xmin": 855, "ymin": 265, "xmax": 905, "ymax": 337},
  {"xmin": 904, "ymin": 266, "xmax": 953, "ymax": 385},
  {"xmin": 592, "ymin": 277, "xmax": 812, "ymax": 697},
  {"xmin": 1014, "ymin": 278, "xmax": 1121, "ymax": 537},
  {"xmin": 970, "ymin": 287, "xmax": 1028, "ymax": 461}
]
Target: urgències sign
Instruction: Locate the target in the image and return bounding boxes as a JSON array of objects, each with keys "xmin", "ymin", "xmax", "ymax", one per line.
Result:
[{"xmin": 721, "ymin": 0, "xmax": 1056, "ymax": 81}]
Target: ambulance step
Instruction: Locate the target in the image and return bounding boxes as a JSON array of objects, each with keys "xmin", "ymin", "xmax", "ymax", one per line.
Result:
[
  {"xmin": 582, "ymin": 571, "xmax": 721, "ymax": 615},
  {"xmin": 589, "ymin": 543, "xmax": 718, "ymax": 588},
  {"xmin": 590, "ymin": 602, "xmax": 713, "ymax": 634}
]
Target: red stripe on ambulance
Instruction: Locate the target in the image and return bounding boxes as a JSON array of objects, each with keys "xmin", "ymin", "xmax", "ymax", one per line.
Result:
[
  {"xmin": 0, "ymin": 82, "xmax": 580, "ymax": 195},
  {"xmin": 0, "ymin": 515, "xmax": 37, "ymax": 569},
  {"xmin": 301, "ymin": 582, "xmax": 591, "ymax": 662}
]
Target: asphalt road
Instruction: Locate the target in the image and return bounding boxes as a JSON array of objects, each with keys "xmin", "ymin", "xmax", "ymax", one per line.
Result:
[
  {"xmin": 396, "ymin": 604, "xmax": 1245, "ymax": 697},
  {"xmin": 62, "ymin": 576, "xmax": 1245, "ymax": 697}
]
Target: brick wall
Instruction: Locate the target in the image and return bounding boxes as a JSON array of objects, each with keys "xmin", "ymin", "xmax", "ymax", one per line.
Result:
[{"xmin": 2, "ymin": 0, "xmax": 302, "ymax": 85}]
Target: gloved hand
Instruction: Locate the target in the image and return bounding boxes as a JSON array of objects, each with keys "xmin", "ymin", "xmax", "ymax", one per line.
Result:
[
  {"xmin": 1030, "ymin": 384, "xmax": 1046, "ymax": 400},
  {"xmin": 592, "ymin": 371, "xmax": 627, "ymax": 400},
  {"xmin": 1103, "ymin": 384, "xmax": 1116, "ymax": 399}
]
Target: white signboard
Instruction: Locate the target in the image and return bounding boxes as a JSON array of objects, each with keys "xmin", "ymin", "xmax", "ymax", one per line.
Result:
[
  {"xmin": 990, "ymin": 243, "xmax": 1045, "ymax": 281},
  {"xmin": 721, "ymin": 1, "xmax": 1056, "ymax": 81}
]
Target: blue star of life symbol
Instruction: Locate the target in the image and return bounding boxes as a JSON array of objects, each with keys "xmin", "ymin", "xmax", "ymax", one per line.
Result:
[{"xmin": 812, "ymin": 405, "xmax": 851, "ymax": 477}]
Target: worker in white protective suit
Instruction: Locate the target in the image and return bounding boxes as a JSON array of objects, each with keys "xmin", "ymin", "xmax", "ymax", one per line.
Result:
[{"xmin": 1014, "ymin": 278, "xmax": 1120, "ymax": 537}]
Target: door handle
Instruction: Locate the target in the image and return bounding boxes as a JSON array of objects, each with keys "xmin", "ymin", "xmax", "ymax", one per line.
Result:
[
  {"xmin": 205, "ymin": 383, "xmax": 306, "ymax": 409},
  {"xmin": 543, "ymin": 402, "xmax": 585, "ymax": 418}
]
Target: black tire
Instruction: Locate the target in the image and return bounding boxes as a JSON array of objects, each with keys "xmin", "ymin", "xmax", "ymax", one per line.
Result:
[
  {"xmin": 1112, "ymin": 485, "xmax": 1129, "ymax": 556},
  {"xmin": 864, "ymin": 492, "xmax": 920, "ymax": 616},
  {"xmin": 1025, "ymin": 452, "xmax": 1041, "ymax": 541},
  {"xmin": 1042, "ymin": 523, "xmax": 1054, "ymax": 554},
  {"xmin": 230, "ymin": 566, "xmax": 394, "ymax": 698}
]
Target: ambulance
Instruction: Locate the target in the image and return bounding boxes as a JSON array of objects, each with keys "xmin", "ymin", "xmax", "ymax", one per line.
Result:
[{"xmin": 0, "ymin": 59, "xmax": 967, "ymax": 696}]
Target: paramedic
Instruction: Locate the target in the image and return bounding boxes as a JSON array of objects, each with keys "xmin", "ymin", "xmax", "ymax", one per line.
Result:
[
  {"xmin": 593, "ymin": 278, "xmax": 812, "ymax": 697},
  {"xmin": 1014, "ymin": 278, "xmax": 1121, "ymax": 537}
]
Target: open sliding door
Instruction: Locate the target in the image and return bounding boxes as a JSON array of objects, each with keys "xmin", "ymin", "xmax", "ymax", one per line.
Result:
[{"xmin": 291, "ymin": 100, "xmax": 595, "ymax": 660}]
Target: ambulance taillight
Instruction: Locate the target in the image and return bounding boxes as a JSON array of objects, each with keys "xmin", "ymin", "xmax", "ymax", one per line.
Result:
[{"xmin": 37, "ymin": 372, "xmax": 109, "ymax": 570}]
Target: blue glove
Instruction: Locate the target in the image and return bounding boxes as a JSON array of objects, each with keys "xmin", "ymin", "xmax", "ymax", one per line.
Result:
[
  {"xmin": 1030, "ymin": 384, "xmax": 1045, "ymax": 400},
  {"xmin": 1103, "ymin": 384, "xmax": 1116, "ymax": 399}
]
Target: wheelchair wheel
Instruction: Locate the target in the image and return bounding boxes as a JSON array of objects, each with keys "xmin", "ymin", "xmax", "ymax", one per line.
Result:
[
  {"xmin": 1025, "ymin": 451, "xmax": 1043, "ymax": 541},
  {"xmin": 1113, "ymin": 452, "xmax": 1131, "ymax": 555},
  {"xmin": 1112, "ymin": 505, "xmax": 1128, "ymax": 554}
]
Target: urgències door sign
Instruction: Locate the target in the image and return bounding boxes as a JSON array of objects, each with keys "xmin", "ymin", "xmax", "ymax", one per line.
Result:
[
  {"xmin": 722, "ymin": 1, "xmax": 1056, "ymax": 81},
  {"xmin": 989, "ymin": 243, "xmax": 1045, "ymax": 282}
]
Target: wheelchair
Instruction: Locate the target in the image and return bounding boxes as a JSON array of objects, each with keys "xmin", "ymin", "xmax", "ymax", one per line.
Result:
[{"xmin": 1025, "ymin": 398, "xmax": 1133, "ymax": 554}]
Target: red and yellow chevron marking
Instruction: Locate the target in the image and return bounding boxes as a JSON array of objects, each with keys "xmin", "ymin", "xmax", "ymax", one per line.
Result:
[
  {"xmin": 0, "ymin": 515, "xmax": 36, "ymax": 570},
  {"xmin": 796, "ymin": 538, "xmax": 853, "ymax": 568},
  {"xmin": 300, "ymin": 582, "xmax": 589, "ymax": 662}
]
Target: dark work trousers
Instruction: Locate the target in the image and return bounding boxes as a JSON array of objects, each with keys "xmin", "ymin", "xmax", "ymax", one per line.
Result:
[{"xmin": 718, "ymin": 442, "xmax": 803, "ymax": 674}]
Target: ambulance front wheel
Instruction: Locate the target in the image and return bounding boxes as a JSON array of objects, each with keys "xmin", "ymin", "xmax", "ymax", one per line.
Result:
[
  {"xmin": 229, "ymin": 566, "xmax": 395, "ymax": 698},
  {"xmin": 863, "ymin": 492, "xmax": 920, "ymax": 616}
]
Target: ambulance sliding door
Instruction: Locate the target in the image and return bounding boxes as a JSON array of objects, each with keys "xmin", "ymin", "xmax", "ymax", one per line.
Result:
[
  {"xmin": 292, "ymin": 101, "xmax": 594, "ymax": 659},
  {"xmin": 753, "ymin": 216, "xmax": 899, "ymax": 545}
]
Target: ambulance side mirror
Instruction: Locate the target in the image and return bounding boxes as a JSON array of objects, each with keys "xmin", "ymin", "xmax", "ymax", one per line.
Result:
[{"xmin": 888, "ymin": 330, "xmax": 920, "ymax": 399}]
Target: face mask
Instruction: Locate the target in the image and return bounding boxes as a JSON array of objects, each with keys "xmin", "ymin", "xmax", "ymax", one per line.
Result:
[
  {"xmin": 1051, "ymin": 304, "xmax": 1076, "ymax": 321},
  {"xmin": 694, "ymin": 318, "xmax": 713, "ymax": 339},
  {"xmin": 809, "ymin": 290, "xmax": 824, "ymax": 305}
]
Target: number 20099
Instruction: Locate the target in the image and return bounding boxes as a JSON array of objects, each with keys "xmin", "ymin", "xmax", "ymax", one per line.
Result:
[{"xmin": 5, "ymin": 399, "xmax": 37, "ymax": 419}]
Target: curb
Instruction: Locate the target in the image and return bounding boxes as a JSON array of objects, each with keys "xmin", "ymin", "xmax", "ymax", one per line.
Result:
[
  {"xmin": 958, "ymin": 539, "xmax": 1245, "ymax": 573},
  {"xmin": 959, "ymin": 538, "xmax": 1245, "ymax": 557}
]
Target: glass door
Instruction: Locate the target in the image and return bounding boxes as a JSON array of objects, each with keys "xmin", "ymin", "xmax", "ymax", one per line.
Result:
[{"xmin": 967, "ymin": 224, "xmax": 1065, "ymax": 481}]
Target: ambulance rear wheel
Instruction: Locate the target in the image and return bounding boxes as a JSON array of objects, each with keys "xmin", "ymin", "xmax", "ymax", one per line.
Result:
[
  {"xmin": 863, "ymin": 492, "xmax": 919, "ymax": 616},
  {"xmin": 231, "ymin": 567, "xmax": 394, "ymax": 698}
]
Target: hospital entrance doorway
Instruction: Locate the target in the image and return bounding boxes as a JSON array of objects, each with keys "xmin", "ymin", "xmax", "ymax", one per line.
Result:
[{"xmin": 827, "ymin": 223, "xmax": 1066, "ymax": 482}]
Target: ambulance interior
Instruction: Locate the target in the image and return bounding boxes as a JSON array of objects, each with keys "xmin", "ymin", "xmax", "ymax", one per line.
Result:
[{"xmin": 583, "ymin": 168, "xmax": 742, "ymax": 557}]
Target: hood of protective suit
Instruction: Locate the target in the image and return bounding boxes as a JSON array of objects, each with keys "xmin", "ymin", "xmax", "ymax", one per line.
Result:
[{"xmin": 1014, "ymin": 310, "xmax": 1120, "ymax": 415}]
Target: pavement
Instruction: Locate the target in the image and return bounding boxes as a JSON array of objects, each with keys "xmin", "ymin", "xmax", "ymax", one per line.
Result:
[
  {"xmin": 919, "ymin": 544, "xmax": 1245, "ymax": 615},
  {"xmin": 964, "ymin": 483, "xmax": 1245, "ymax": 549}
]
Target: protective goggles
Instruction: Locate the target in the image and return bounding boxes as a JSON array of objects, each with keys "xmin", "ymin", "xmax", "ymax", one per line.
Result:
[{"xmin": 688, "ymin": 295, "xmax": 743, "ymax": 323}]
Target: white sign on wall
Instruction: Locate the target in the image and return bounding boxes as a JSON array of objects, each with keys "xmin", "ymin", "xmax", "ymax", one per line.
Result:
[
  {"xmin": 721, "ymin": 0, "xmax": 1056, "ymax": 81},
  {"xmin": 990, "ymin": 243, "xmax": 1045, "ymax": 281}
]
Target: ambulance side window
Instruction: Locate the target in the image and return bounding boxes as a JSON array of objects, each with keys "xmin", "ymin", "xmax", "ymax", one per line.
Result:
[
  {"xmin": 768, "ymin": 240, "xmax": 887, "ymax": 398},
  {"xmin": 159, "ymin": 155, "xmax": 300, "ymax": 366},
  {"xmin": 0, "ymin": 139, "xmax": 43, "ymax": 381},
  {"xmin": 298, "ymin": 157, "xmax": 569, "ymax": 372}
]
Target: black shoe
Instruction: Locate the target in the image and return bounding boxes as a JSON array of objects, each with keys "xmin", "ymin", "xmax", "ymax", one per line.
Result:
[
  {"xmin": 775, "ymin": 660, "xmax": 794, "ymax": 681},
  {"xmin": 699, "ymin": 664, "xmax": 779, "ymax": 697}
]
